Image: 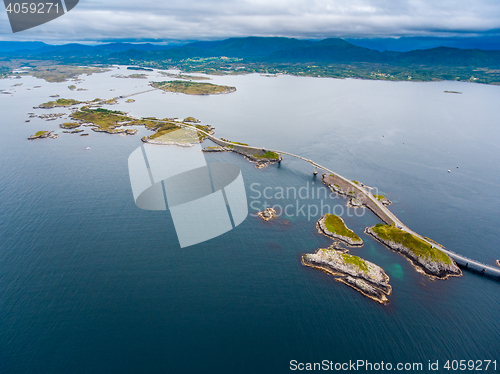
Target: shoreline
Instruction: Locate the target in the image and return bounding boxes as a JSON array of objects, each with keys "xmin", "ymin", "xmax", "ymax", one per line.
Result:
[
  {"xmin": 317, "ymin": 214, "xmax": 363, "ymax": 246},
  {"xmin": 302, "ymin": 250, "xmax": 391, "ymax": 305},
  {"xmin": 365, "ymin": 226, "xmax": 462, "ymax": 280}
]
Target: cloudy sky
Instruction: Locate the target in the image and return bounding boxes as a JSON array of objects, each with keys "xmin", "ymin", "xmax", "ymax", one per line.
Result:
[{"xmin": 1, "ymin": 0, "xmax": 500, "ymax": 42}]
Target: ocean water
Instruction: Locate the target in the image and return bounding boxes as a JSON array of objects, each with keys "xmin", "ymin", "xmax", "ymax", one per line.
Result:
[{"xmin": 1, "ymin": 69, "xmax": 499, "ymax": 373}]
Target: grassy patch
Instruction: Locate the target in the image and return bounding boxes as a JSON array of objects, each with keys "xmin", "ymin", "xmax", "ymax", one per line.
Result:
[
  {"xmin": 39, "ymin": 98, "xmax": 82, "ymax": 108},
  {"xmin": 371, "ymin": 224, "xmax": 451, "ymax": 264},
  {"xmin": 71, "ymin": 107, "xmax": 133, "ymax": 131},
  {"xmin": 33, "ymin": 130, "xmax": 48, "ymax": 137},
  {"xmin": 128, "ymin": 74, "xmax": 147, "ymax": 79},
  {"xmin": 323, "ymin": 214, "xmax": 361, "ymax": 242},
  {"xmin": 253, "ymin": 151, "xmax": 279, "ymax": 159},
  {"xmin": 60, "ymin": 122, "xmax": 80, "ymax": 129},
  {"xmin": 151, "ymin": 80, "xmax": 235, "ymax": 95},
  {"xmin": 148, "ymin": 122, "xmax": 182, "ymax": 139},
  {"xmin": 183, "ymin": 116, "xmax": 200, "ymax": 123},
  {"xmin": 352, "ymin": 180, "xmax": 359, "ymax": 185},
  {"xmin": 341, "ymin": 253, "xmax": 369, "ymax": 273},
  {"xmin": 374, "ymin": 194, "xmax": 386, "ymax": 201}
]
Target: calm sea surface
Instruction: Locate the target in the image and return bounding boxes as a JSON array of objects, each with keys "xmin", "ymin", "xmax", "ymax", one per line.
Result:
[{"xmin": 1, "ymin": 68, "xmax": 499, "ymax": 373}]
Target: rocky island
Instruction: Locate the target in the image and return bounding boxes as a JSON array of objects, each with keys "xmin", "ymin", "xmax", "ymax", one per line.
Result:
[
  {"xmin": 257, "ymin": 208, "xmax": 277, "ymax": 222},
  {"xmin": 151, "ymin": 80, "xmax": 236, "ymax": 95},
  {"xmin": 366, "ymin": 224, "xmax": 461, "ymax": 279},
  {"xmin": 37, "ymin": 98, "xmax": 82, "ymax": 109},
  {"xmin": 28, "ymin": 131, "xmax": 58, "ymax": 139},
  {"xmin": 317, "ymin": 214, "xmax": 363, "ymax": 246},
  {"xmin": 302, "ymin": 248, "xmax": 392, "ymax": 304}
]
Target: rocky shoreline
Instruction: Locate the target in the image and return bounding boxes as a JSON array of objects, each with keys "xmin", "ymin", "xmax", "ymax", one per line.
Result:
[
  {"xmin": 140, "ymin": 137, "xmax": 196, "ymax": 147},
  {"xmin": 317, "ymin": 214, "xmax": 363, "ymax": 246},
  {"xmin": 365, "ymin": 226, "xmax": 462, "ymax": 279},
  {"xmin": 302, "ymin": 248, "xmax": 392, "ymax": 304},
  {"xmin": 93, "ymin": 127, "xmax": 138, "ymax": 135}
]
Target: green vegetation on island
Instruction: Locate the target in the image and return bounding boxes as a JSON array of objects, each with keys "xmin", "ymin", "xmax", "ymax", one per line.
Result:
[
  {"xmin": 67, "ymin": 106, "xmax": 209, "ymax": 140},
  {"xmin": 302, "ymin": 247, "xmax": 391, "ymax": 304},
  {"xmin": 38, "ymin": 98, "xmax": 82, "ymax": 108},
  {"xmin": 147, "ymin": 122, "xmax": 182, "ymax": 139},
  {"xmin": 370, "ymin": 224, "xmax": 451, "ymax": 265},
  {"xmin": 183, "ymin": 116, "xmax": 200, "ymax": 123},
  {"xmin": 323, "ymin": 214, "xmax": 362, "ymax": 243},
  {"xmin": 60, "ymin": 122, "xmax": 81, "ymax": 129},
  {"xmin": 71, "ymin": 107, "xmax": 133, "ymax": 132},
  {"xmin": 151, "ymin": 80, "xmax": 236, "ymax": 95},
  {"xmin": 128, "ymin": 74, "xmax": 147, "ymax": 79},
  {"xmin": 340, "ymin": 253, "xmax": 369, "ymax": 273},
  {"xmin": 28, "ymin": 130, "xmax": 56, "ymax": 139},
  {"xmin": 374, "ymin": 195, "xmax": 386, "ymax": 201},
  {"xmin": 222, "ymin": 139, "xmax": 248, "ymax": 147},
  {"xmin": 253, "ymin": 151, "xmax": 279, "ymax": 159}
]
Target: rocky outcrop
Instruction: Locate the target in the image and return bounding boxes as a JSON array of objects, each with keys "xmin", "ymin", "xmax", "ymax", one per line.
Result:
[
  {"xmin": 302, "ymin": 248, "xmax": 391, "ymax": 304},
  {"xmin": 317, "ymin": 215, "xmax": 363, "ymax": 246},
  {"xmin": 257, "ymin": 208, "xmax": 277, "ymax": 222},
  {"xmin": 378, "ymin": 197, "xmax": 392, "ymax": 206},
  {"xmin": 92, "ymin": 127, "xmax": 137, "ymax": 135},
  {"xmin": 28, "ymin": 131, "xmax": 52, "ymax": 140},
  {"xmin": 365, "ymin": 227, "xmax": 462, "ymax": 279}
]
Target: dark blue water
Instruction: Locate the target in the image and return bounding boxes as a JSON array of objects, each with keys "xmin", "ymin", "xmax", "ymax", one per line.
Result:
[{"xmin": 1, "ymin": 71, "xmax": 499, "ymax": 373}]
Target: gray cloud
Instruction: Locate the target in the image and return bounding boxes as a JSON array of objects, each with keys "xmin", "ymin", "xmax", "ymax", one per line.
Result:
[{"xmin": 1, "ymin": 0, "xmax": 500, "ymax": 41}]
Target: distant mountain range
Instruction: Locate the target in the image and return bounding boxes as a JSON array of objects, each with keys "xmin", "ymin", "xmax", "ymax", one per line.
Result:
[
  {"xmin": 1, "ymin": 36, "xmax": 500, "ymax": 68},
  {"xmin": 1, "ymin": 37, "xmax": 500, "ymax": 84}
]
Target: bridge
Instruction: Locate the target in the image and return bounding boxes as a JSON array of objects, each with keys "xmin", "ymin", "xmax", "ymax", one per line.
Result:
[{"xmin": 177, "ymin": 124, "xmax": 500, "ymax": 279}]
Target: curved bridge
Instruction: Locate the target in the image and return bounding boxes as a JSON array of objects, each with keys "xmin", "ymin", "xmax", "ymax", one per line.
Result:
[{"xmin": 182, "ymin": 124, "xmax": 500, "ymax": 279}]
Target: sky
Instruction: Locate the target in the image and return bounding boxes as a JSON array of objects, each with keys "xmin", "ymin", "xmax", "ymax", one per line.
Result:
[{"xmin": 1, "ymin": 0, "xmax": 500, "ymax": 43}]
